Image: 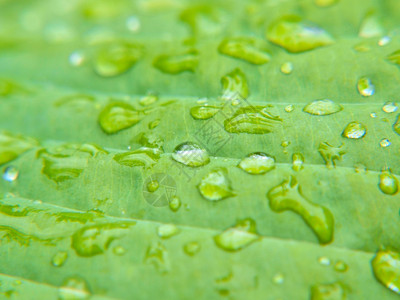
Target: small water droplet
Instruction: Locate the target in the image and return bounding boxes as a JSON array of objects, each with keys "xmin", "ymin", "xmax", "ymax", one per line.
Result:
[
  {"xmin": 281, "ymin": 141, "xmax": 290, "ymax": 147},
  {"xmin": 59, "ymin": 276, "xmax": 91, "ymax": 300},
  {"xmin": 139, "ymin": 93, "xmax": 158, "ymax": 106},
  {"xmin": 214, "ymin": 218, "xmax": 259, "ymax": 251},
  {"xmin": 237, "ymin": 152, "xmax": 275, "ymax": 175},
  {"xmin": 378, "ymin": 168, "xmax": 399, "ymax": 195},
  {"xmin": 69, "ymin": 51, "xmax": 85, "ymax": 67},
  {"xmin": 284, "ymin": 104, "xmax": 294, "ymax": 112},
  {"xmin": 378, "ymin": 36, "xmax": 391, "ymax": 46},
  {"xmin": 272, "ymin": 273, "xmax": 284, "ymax": 284},
  {"xmin": 198, "ymin": 168, "xmax": 235, "ymax": 201},
  {"xmin": 371, "ymin": 249, "xmax": 400, "ymax": 294},
  {"xmin": 3, "ymin": 166, "xmax": 19, "ymax": 182},
  {"xmin": 126, "ymin": 16, "xmax": 141, "ymax": 32},
  {"xmin": 334, "ymin": 261, "xmax": 348, "ymax": 273},
  {"xmin": 157, "ymin": 224, "xmax": 180, "ymax": 239},
  {"xmin": 169, "ymin": 196, "xmax": 181, "ymax": 212},
  {"xmin": 380, "ymin": 138, "xmax": 391, "ymax": 148},
  {"xmin": 318, "ymin": 256, "xmax": 331, "ymax": 266},
  {"xmin": 147, "ymin": 180, "xmax": 159, "ymax": 192},
  {"xmin": 357, "ymin": 77, "xmax": 375, "ymax": 97},
  {"xmin": 52, "ymin": 251, "xmax": 68, "ymax": 267},
  {"xmin": 292, "ymin": 153, "xmax": 305, "ymax": 171},
  {"xmin": 303, "ymin": 99, "xmax": 343, "ymax": 116},
  {"xmin": 311, "ymin": 282, "xmax": 346, "ymax": 300},
  {"xmin": 183, "ymin": 241, "xmax": 201, "ymax": 256},
  {"xmin": 370, "ymin": 112, "xmax": 377, "ymax": 118},
  {"xmin": 382, "ymin": 102, "xmax": 397, "ymax": 113},
  {"xmin": 281, "ymin": 62, "xmax": 293, "ymax": 74},
  {"xmin": 172, "ymin": 142, "xmax": 210, "ymax": 167},
  {"xmin": 113, "ymin": 245, "xmax": 126, "ymax": 256},
  {"xmin": 190, "ymin": 105, "xmax": 221, "ymax": 120},
  {"xmin": 342, "ymin": 121, "xmax": 367, "ymax": 139}
]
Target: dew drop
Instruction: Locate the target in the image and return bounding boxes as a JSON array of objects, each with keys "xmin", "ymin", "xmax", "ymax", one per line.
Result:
[
  {"xmin": 157, "ymin": 224, "xmax": 180, "ymax": 239},
  {"xmin": 310, "ymin": 282, "xmax": 346, "ymax": 300},
  {"xmin": 169, "ymin": 196, "xmax": 181, "ymax": 212},
  {"xmin": 3, "ymin": 166, "xmax": 19, "ymax": 182},
  {"xmin": 284, "ymin": 104, "xmax": 294, "ymax": 112},
  {"xmin": 380, "ymin": 138, "xmax": 391, "ymax": 148},
  {"xmin": 334, "ymin": 261, "xmax": 348, "ymax": 273},
  {"xmin": 378, "ymin": 168, "xmax": 399, "ymax": 195},
  {"xmin": 69, "ymin": 51, "xmax": 85, "ymax": 67},
  {"xmin": 172, "ymin": 142, "xmax": 210, "ymax": 167},
  {"xmin": 198, "ymin": 168, "xmax": 235, "ymax": 201},
  {"xmin": 237, "ymin": 152, "xmax": 275, "ymax": 175},
  {"xmin": 281, "ymin": 62, "xmax": 293, "ymax": 74},
  {"xmin": 59, "ymin": 276, "xmax": 91, "ymax": 300},
  {"xmin": 113, "ymin": 245, "xmax": 126, "ymax": 256},
  {"xmin": 147, "ymin": 180, "xmax": 159, "ymax": 192},
  {"xmin": 318, "ymin": 256, "xmax": 331, "ymax": 266},
  {"xmin": 342, "ymin": 121, "xmax": 367, "ymax": 139},
  {"xmin": 183, "ymin": 241, "xmax": 201, "ymax": 256},
  {"xmin": 382, "ymin": 102, "xmax": 397, "ymax": 113},
  {"xmin": 292, "ymin": 153, "xmax": 305, "ymax": 171},
  {"xmin": 303, "ymin": 99, "xmax": 343, "ymax": 116},
  {"xmin": 272, "ymin": 273, "xmax": 284, "ymax": 284},
  {"xmin": 52, "ymin": 251, "xmax": 68, "ymax": 267},
  {"xmin": 371, "ymin": 249, "xmax": 400, "ymax": 294},
  {"xmin": 126, "ymin": 16, "xmax": 141, "ymax": 32},
  {"xmin": 266, "ymin": 15, "xmax": 334, "ymax": 53},
  {"xmin": 214, "ymin": 218, "xmax": 259, "ymax": 251},
  {"xmin": 357, "ymin": 77, "xmax": 375, "ymax": 97}
]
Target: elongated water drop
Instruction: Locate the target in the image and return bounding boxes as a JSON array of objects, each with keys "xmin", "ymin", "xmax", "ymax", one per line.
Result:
[
  {"xmin": 378, "ymin": 168, "xmax": 398, "ymax": 195},
  {"xmin": 292, "ymin": 153, "xmax": 304, "ymax": 171},
  {"xmin": 157, "ymin": 224, "xmax": 180, "ymax": 239},
  {"xmin": 198, "ymin": 168, "xmax": 235, "ymax": 201},
  {"xmin": 153, "ymin": 50, "xmax": 198, "ymax": 74},
  {"xmin": 3, "ymin": 166, "xmax": 19, "ymax": 182},
  {"xmin": 172, "ymin": 142, "xmax": 210, "ymax": 167},
  {"xmin": 357, "ymin": 77, "xmax": 375, "ymax": 97},
  {"xmin": 266, "ymin": 15, "xmax": 334, "ymax": 53},
  {"xmin": 371, "ymin": 249, "xmax": 400, "ymax": 294},
  {"xmin": 113, "ymin": 147, "xmax": 162, "ymax": 168},
  {"xmin": 214, "ymin": 218, "xmax": 259, "ymax": 251},
  {"xmin": 139, "ymin": 93, "xmax": 158, "ymax": 106},
  {"xmin": 184, "ymin": 242, "xmax": 201, "ymax": 256},
  {"xmin": 342, "ymin": 121, "xmax": 366, "ymax": 139},
  {"xmin": 382, "ymin": 102, "xmax": 397, "ymax": 113},
  {"xmin": 52, "ymin": 251, "xmax": 68, "ymax": 267},
  {"xmin": 238, "ymin": 152, "xmax": 275, "ymax": 175},
  {"xmin": 221, "ymin": 68, "xmax": 249, "ymax": 100},
  {"xmin": 310, "ymin": 282, "xmax": 346, "ymax": 300},
  {"xmin": 303, "ymin": 99, "xmax": 343, "ymax": 116},
  {"xmin": 190, "ymin": 105, "xmax": 221, "ymax": 120}
]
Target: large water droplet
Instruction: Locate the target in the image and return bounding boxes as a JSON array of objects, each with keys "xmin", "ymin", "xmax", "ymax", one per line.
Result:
[
  {"xmin": 371, "ymin": 249, "xmax": 400, "ymax": 294},
  {"xmin": 172, "ymin": 142, "xmax": 210, "ymax": 167},
  {"xmin": 342, "ymin": 122, "xmax": 367, "ymax": 139},
  {"xmin": 310, "ymin": 282, "xmax": 346, "ymax": 300},
  {"xmin": 94, "ymin": 41, "xmax": 142, "ymax": 77},
  {"xmin": 157, "ymin": 224, "xmax": 180, "ymax": 239},
  {"xmin": 266, "ymin": 15, "xmax": 334, "ymax": 53},
  {"xmin": 113, "ymin": 147, "xmax": 162, "ymax": 168},
  {"xmin": 198, "ymin": 168, "xmax": 235, "ymax": 201},
  {"xmin": 2, "ymin": 166, "xmax": 19, "ymax": 182},
  {"xmin": 59, "ymin": 276, "xmax": 91, "ymax": 300},
  {"xmin": 52, "ymin": 251, "xmax": 68, "ymax": 267},
  {"xmin": 318, "ymin": 142, "xmax": 345, "ymax": 168},
  {"xmin": 221, "ymin": 68, "xmax": 249, "ymax": 100},
  {"xmin": 382, "ymin": 102, "xmax": 397, "ymax": 113},
  {"xmin": 190, "ymin": 105, "xmax": 221, "ymax": 120},
  {"xmin": 357, "ymin": 77, "xmax": 375, "ymax": 97},
  {"xmin": 218, "ymin": 37, "xmax": 271, "ymax": 65},
  {"xmin": 303, "ymin": 99, "xmax": 343, "ymax": 116},
  {"xmin": 184, "ymin": 241, "xmax": 201, "ymax": 256},
  {"xmin": 237, "ymin": 152, "xmax": 275, "ymax": 175},
  {"xmin": 292, "ymin": 153, "xmax": 305, "ymax": 171},
  {"xmin": 153, "ymin": 49, "xmax": 199, "ymax": 74},
  {"xmin": 214, "ymin": 218, "xmax": 259, "ymax": 251},
  {"xmin": 98, "ymin": 101, "xmax": 145, "ymax": 134},
  {"xmin": 378, "ymin": 168, "xmax": 398, "ymax": 195},
  {"xmin": 267, "ymin": 176, "xmax": 334, "ymax": 244}
]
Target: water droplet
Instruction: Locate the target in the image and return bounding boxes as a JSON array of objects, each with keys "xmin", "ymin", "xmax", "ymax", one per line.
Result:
[
  {"xmin": 334, "ymin": 261, "xmax": 348, "ymax": 273},
  {"xmin": 292, "ymin": 153, "xmax": 305, "ymax": 171},
  {"xmin": 147, "ymin": 180, "xmax": 159, "ymax": 192},
  {"xmin": 359, "ymin": 11, "xmax": 384, "ymax": 38},
  {"xmin": 314, "ymin": 0, "xmax": 338, "ymax": 7},
  {"xmin": 157, "ymin": 224, "xmax": 180, "ymax": 239},
  {"xmin": 144, "ymin": 242, "xmax": 169, "ymax": 273},
  {"xmin": 113, "ymin": 245, "xmax": 126, "ymax": 256},
  {"xmin": 310, "ymin": 282, "xmax": 346, "ymax": 300},
  {"xmin": 281, "ymin": 62, "xmax": 293, "ymax": 74},
  {"xmin": 267, "ymin": 176, "xmax": 334, "ymax": 244},
  {"xmin": 59, "ymin": 276, "xmax": 91, "ymax": 300},
  {"xmin": 139, "ymin": 93, "xmax": 158, "ymax": 106},
  {"xmin": 198, "ymin": 168, "xmax": 235, "ymax": 201},
  {"xmin": 2, "ymin": 166, "xmax": 19, "ymax": 182},
  {"xmin": 169, "ymin": 196, "xmax": 181, "ymax": 212},
  {"xmin": 190, "ymin": 105, "xmax": 221, "ymax": 120},
  {"xmin": 224, "ymin": 106, "xmax": 282, "ymax": 134},
  {"xmin": 378, "ymin": 168, "xmax": 399, "ymax": 195},
  {"xmin": 266, "ymin": 15, "xmax": 334, "ymax": 53},
  {"xmin": 342, "ymin": 121, "xmax": 367, "ymax": 139},
  {"xmin": 172, "ymin": 142, "xmax": 210, "ymax": 167},
  {"xmin": 272, "ymin": 273, "xmax": 284, "ymax": 284},
  {"xmin": 237, "ymin": 152, "xmax": 275, "ymax": 175},
  {"xmin": 382, "ymin": 102, "xmax": 397, "ymax": 113},
  {"xmin": 52, "ymin": 251, "xmax": 68, "ymax": 267},
  {"xmin": 221, "ymin": 68, "xmax": 249, "ymax": 100},
  {"xmin": 99, "ymin": 101, "xmax": 145, "ymax": 134},
  {"xmin": 318, "ymin": 142, "xmax": 345, "ymax": 168},
  {"xmin": 113, "ymin": 147, "xmax": 162, "ymax": 168},
  {"xmin": 0, "ymin": 131, "xmax": 38, "ymax": 166},
  {"xmin": 218, "ymin": 37, "xmax": 271, "ymax": 65},
  {"xmin": 71, "ymin": 222, "xmax": 135, "ymax": 257},
  {"xmin": 281, "ymin": 141, "xmax": 290, "ymax": 147},
  {"xmin": 387, "ymin": 50, "xmax": 400, "ymax": 67},
  {"xmin": 380, "ymin": 138, "xmax": 391, "ymax": 148},
  {"xmin": 284, "ymin": 104, "xmax": 294, "ymax": 112},
  {"xmin": 126, "ymin": 16, "xmax": 141, "ymax": 32},
  {"xmin": 69, "ymin": 51, "xmax": 85, "ymax": 67},
  {"xmin": 378, "ymin": 36, "xmax": 391, "ymax": 46},
  {"xmin": 371, "ymin": 249, "xmax": 400, "ymax": 294},
  {"xmin": 357, "ymin": 77, "xmax": 375, "ymax": 97},
  {"xmin": 214, "ymin": 218, "xmax": 259, "ymax": 251},
  {"xmin": 318, "ymin": 256, "xmax": 331, "ymax": 266},
  {"xmin": 183, "ymin": 241, "xmax": 201, "ymax": 256},
  {"xmin": 94, "ymin": 41, "xmax": 142, "ymax": 77},
  {"xmin": 153, "ymin": 49, "xmax": 199, "ymax": 74},
  {"xmin": 370, "ymin": 112, "xmax": 377, "ymax": 118},
  {"xmin": 303, "ymin": 99, "xmax": 343, "ymax": 116}
]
